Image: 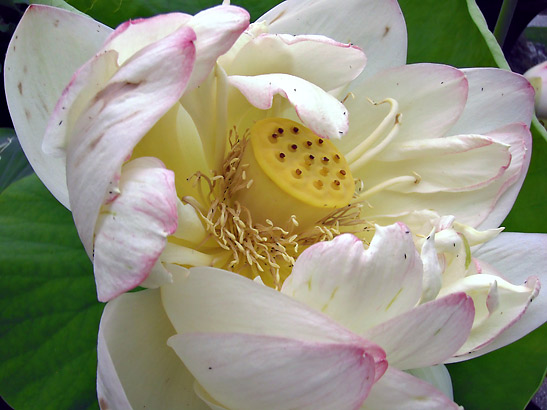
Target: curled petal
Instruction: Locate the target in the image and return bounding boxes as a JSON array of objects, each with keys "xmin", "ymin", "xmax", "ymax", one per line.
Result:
[
  {"xmin": 168, "ymin": 332, "xmax": 376, "ymax": 410},
  {"xmin": 440, "ymin": 270, "xmax": 540, "ymax": 361},
  {"xmin": 258, "ymin": 0, "xmax": 407, "ymax": 80},
  {"xmin": 228, "ymin": 73, "xmax": 349, "ymax": 139},
  {"xmin": 98, "ymin": 289, "xmax": 206, "ymax": 409},
  {"xmin": 4, "ymin": 5, "xmax": 111, "ymax": 207},
  {"xmin": 282, "ymin": 225, "xmax": 423, "ymax": 334},
  {"xmin": 66, "ymin": 25, "xmax": 196, "ymax": 257},
  {"xmin": 226, "ymin": 33, "xmax": 366, "ymax": 91},
  {"xmin": 362, "ymin": 367, "xmax": 460, "ymax": 409},
  {"xmin": 94, "ymin": 157, "xmax": 178, "ymax": 301}
]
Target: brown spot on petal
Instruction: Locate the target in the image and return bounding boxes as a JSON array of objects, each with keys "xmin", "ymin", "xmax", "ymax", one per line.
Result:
[
  {"xmin": 24, "ymin": 109, "xmax": 31, "ymax": 120},
  {"xmin": 383, "ymin": 26, "xmax": 390, "ymax": 37},
  {"xmin": 99, "ymin": 397, "xmax": 109, "ymax": 410},
  {"xmin": 17, "ymin": 82, "xmax": 22, "ymax": 95}
]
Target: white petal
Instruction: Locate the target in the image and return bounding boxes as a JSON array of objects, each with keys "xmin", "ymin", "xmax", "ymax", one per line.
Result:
[
  {"xmin": 185, "ymin": 5, "xmax": 250, "ymax": 90},
  {"xmin": 160, "ymin": 265, "xmax": 383, "ymax": 355},
  {"xmin": 362, "ymin": 367, "xmax": 460, "ymax": 409},
  {"xmin": 4, "ymin": 5, "xmax": 111, "ymax": 208},
  {"xmin": 66, "ymin": 26, "xmax": 196, "ymax": 256},
  {"xmin": 282, "ymin": 225, "xmax": 423, "ymax": 334},
  {"xmin": 355, "ymin": 134, "xmax": 512, "ymax": 194},
  {"xmin": 338, "ymin": 63, "xmax": 468, "ymax": 157},
  {"xmin": 441, "ymin": 240, "xmax": 547, "ymax": 361},
  {"xmin": 98, "ymin": 289, "xmax": 207, "ymax": 409},
  {"xmin": 228, "ymin": 73, "xmax": 349, "ymax": 139},
  {"xmin": 94, "ymin": 157, "xmax": 178, "ymax": 301},
  {"xmin": 168, "ymin": 332, "xmax": 376, "ymax": 410},
  {"xmin": 406, "ymin": 365, "xmax": 454, "ymax": 401},
  {"xmin": 420, "ymin": 231, "xmax": 443, "ymax": 302},
  {"xmin": 226, "ymin": 33, "xmax": 366, "ymax": 91},
  {"xmin": 363, "ymin": 293, "xmax": 474, "ymax": 369},
  {"xmin": 258, "ymin": 0, "xmax": 407, "ymax": 81},
  {"xmin": 449, "ymin": 68, "xmax": 535, "ymax": 135},
  {"xmin": 477, "ymin": 123, "xmax": 532, "ymax": 230}
]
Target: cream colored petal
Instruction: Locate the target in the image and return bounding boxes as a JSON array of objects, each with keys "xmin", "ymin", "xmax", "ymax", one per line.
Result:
[
  {"xmin": 98, "ymin": 289, "xmax": 208, "ymax": 409},
  {"xmin": 4, "ymin": 5, "xmax": 111, "ymax": 208},
  {"xmin": 226, "ymin": 33, "xmax": 366, "ymax": 91},
  {"xmin": 258, "ymin": 0, "xmax": 406, "ymax": 81},
  {"xmin": 282, "ymin": 226, "xmax": 423, "ymax": 334}
]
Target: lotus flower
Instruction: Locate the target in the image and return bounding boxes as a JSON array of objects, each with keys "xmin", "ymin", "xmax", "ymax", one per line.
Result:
[
  {"xmin": 5, "ymin": 0, "xmax": 546, "ymax": 408},
  {"xmin": 5, "ymin": 0, "xmax": 540, "ymax": 303},
  {"xmin": 524, "ymin": 60, "xmax": 547, "ymax": 120}
]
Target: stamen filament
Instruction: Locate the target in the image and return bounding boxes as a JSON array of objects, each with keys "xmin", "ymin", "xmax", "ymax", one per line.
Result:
[
  {"xmin": 346, "ymin": 98, "xmax": 400, "ymax": 164},
  {"xmin": 349, "ymin": 112, "xmax": 402, "ymax": 170},
  {"xmin": 353, "ymin": 174, "xmax": 421, "ymax": 201}
]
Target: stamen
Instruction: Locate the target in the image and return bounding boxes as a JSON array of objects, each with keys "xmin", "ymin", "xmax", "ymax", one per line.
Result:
[
  {"xmin": 353, "ymin": 174, "xmax": 421, "ymax": 201},
  {"xmin": 185, "ymin": 125, "xmax": 371, "ymax": 289},
  {"xmin": 349, "ymin": 112, "xmax": 402, "ymax": 170},
  {"xmin": 346, "ymin": 98, "xmax": 401, "ymax": 164}
]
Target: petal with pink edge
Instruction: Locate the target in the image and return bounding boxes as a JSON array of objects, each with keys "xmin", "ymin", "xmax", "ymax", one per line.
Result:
[
  {"xmin": 258, "ymin": 0, "xmax": 406, "ymax": 81},
  {"xmin": 160, "ymin": 265, "xmax": 385, "ymax": 363},
  {"xmin": 4, "ymin": 5, "xmax": 111, "ymax": 208},
  {"xmin": 185, "ymin": 5, "xmax": 250, "ymax": 90},
  {"xmin": 361, "ymin": 367, "xmax": 460, "ymax": 409},
  {"xmin": 363, "ymin": 293, "xmax": 474, "ymax": 369},
  {"xmin": 228, "ymin": 73, "xmax": 349, "ymax": 139},
  {"xmin": 449, "ymin": 68, "xmax": 535, "ymax": 135},
  {"xmin": 477, "ymin": 123, "xmax": 532, "ymax": 230},
  {"xmin": 94, "ymin": 157, "xmax": 178, "ymax": 302},
  {"xmin": 441, "ymin": 257, "xmax": 541, "ymax": 361},
  {"xmin": 354, "ymin": 134, "xmax": 512, "ymax": 194},
  {"xmin": 226, "ymin": 33, "xmax": 366, "ymax": 92},
  {"xmin": 66, "ymin": 26, "xmax": 196, "ymax": 256},
  {"xmin": 168, "ymin": 332, "xmax": 375, "ymax": 410},
  {"xmin": 98, "ymin": 289, "xmax": 207, "ymax": 409},
  {"xmin": 282, "ymin": 225, "xmax": 423, "ymax": 334},
  {"xmin": 470, "ymin": 233, "xmax": 547, "ymax": 356},
  {"xmin": 337, "ymin": 63, "xmax": 468, "ymax": 157}
]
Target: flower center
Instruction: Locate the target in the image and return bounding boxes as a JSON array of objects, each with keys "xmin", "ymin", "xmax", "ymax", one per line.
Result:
[
  {"xmin": 235, "ymin": 118, "xmax": 355, "ymax": 230},
  {"xmin": 183, "ymin": 118, "xmax": 366, "ymax": 289}
]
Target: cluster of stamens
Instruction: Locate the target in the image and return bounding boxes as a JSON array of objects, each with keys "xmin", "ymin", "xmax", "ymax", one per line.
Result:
[{"xmin": 184, "ymin": 124, "xmax": 369, "ymax": 289}]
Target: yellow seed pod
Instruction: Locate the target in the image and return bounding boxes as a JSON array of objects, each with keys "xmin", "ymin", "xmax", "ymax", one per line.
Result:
[{"xmin": 235, "ymin": 118, "xmax": 354, "ymax": 229}]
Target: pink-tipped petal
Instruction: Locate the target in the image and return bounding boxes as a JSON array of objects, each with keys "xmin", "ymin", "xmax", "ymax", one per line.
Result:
[
  {"xmin": 360, "ymin": 134, "xmax": 512, "ymax": 194},
  {"xmin": 226, "ymin": 33, "xmax": 366, "ymax": 92},
  {"xmin": 160, "ymin": 265, "xmax": 384, "ymax": 361},
  {"xmin": 94, "ymin": 157, "xmax": 178, "ymax": 301},
  {"xmin": 185, "ymin": 5, "xmax": 250, "ymax": 90},
  {"xmin": 449, "ymin": 68, "xmax": 535, "ymax": 135},
  {"xmin": 363, "ymin": 293, "xmax": 475, "ymax": 369},
  {"xmin": 258, "ymin": 0, "xmax": 406, "ymax": 81},
  {"xmin": 282, "ymin": 225, "xmax": 423, "ymax": 334},
  {"xmin": 168, "ymin": 332, "xmax": 376, "ymax": 410},
  {"xmin": 444, "ymin": 272, "xmax": 539, "ymax": 360},
  {"xmin": 477, "ymin": 123, "xmax": 532, "ymax": 230},
  {"xmin": 362, "ymin": 367, "xmax": 460, "ymax": 409},
  {"xmin": 102, "ymin": 13, "xmax": 192, "ymax": 64},
  {"xmin": 4, "ymin": 5, "xmax": 111, "ymax": 207},
  {"xmin": 228, "ymin": 73, "xmax": 349, "ymax": 139},
  {"xmin": 66, "ymin": 26, "xmax": 196, "ymax": 257},
  {"xmin": 98, "ymin": 289, "xmax": 207, "ymax": 409}
]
